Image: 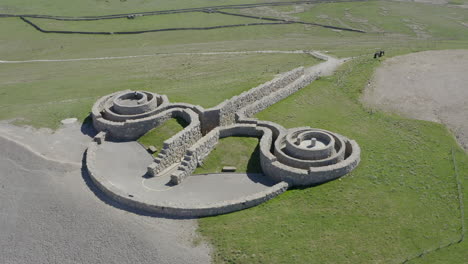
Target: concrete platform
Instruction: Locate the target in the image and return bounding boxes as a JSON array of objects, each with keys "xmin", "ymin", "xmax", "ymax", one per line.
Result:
[{"xmin": 90, "ymin": 141, "xmax": 284, "ymax": 215}]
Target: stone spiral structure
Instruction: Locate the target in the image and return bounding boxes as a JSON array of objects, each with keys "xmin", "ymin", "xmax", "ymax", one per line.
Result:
[
  {"xmin": 259, "ymin": 126, "xmax": 360, "ymax": 186},
  {"xmin": 86, "ymin": 53, "xmax": 361, "ymax": 217}
]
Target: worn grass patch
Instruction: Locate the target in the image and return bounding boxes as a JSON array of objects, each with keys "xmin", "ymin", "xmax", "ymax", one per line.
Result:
[
  {"xmin": 194, "ymin": 137, "xmax": 261, "ymax": 174},
  {"xmin": 198, "ymin": 57, "xmax": 468, "ymax": 263}
]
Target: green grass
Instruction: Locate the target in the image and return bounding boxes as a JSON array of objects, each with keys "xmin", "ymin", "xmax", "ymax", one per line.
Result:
[
  {"xmin": 198, "ymin": 57, "xmax": 468, "ymax": 263},
  {"xmin": 194, "ymin": 137, "xmax": 261, "ymax": 174},
  {"xmin": 137, "ymin": 117, "xmax": 187, "ymax": 157},
  {"xmin": 0, "ymin": 53, "xmax": 319, "ymax": 128}
]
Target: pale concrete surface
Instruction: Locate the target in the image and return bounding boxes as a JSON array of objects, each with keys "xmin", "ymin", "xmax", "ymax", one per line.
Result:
[
  {"xmin": 363, "ymin": 50, "xmax": 468, "ymax": 151},
  {"xmin": 0, "ymin": 125, "xmax": 211, "ymax": 264},
  {"xmin": 0, "ymin": 121, "xmax": 94, "ymax": 165},
  {"xmin": 93, "ymin": 140, "xmax": 276, "ymax": 206}
]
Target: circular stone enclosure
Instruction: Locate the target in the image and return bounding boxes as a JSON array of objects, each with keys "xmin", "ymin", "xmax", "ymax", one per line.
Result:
[
  {"xmin": 112, "ymin": 91, "xmax": 158, "ymax": 115},
  {"xmin": 275, "ymin": 128, "xmax": 346, "ymax": 169},
  {"xmin": 285, "ymin": 130, "xmax": 335, "ymax": 160}
]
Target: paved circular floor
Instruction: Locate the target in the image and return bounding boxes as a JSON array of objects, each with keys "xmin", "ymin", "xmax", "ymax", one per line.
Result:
[{"xmin": 93, "ymin": 140, "xmax": 277, "ymax": 207}]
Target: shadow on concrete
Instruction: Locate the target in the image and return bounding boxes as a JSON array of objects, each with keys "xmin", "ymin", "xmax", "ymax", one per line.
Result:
[
  {"xmin": 80, "ymin": 151, "xmax": 196, "ymax": 220},
  {"xmin": 245, "ymin": 172, "xmax": 275, "ymax": 187}
]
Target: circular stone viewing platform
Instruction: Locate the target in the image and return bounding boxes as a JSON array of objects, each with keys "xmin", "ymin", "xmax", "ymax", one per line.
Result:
[{"xmin": 87, "ymin": 140, "xmax": 285, "ymax": 216}]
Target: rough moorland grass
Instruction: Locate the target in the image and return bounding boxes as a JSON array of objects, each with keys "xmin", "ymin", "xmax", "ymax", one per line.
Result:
[
  {"xmin": 0, "ymin": 53, "xmax": 319, "ymax": 128},
  {"xmin": 1, "ymin": 1, "xmax": 467, "ymax": 61},
  {"xmin": 296, "ymin": 0, "xmax": 468, "ymax": 39},
  {"xmin": 198, "ymin": 57, "xmax": 468, "ymax": 263},
  {"xmin": 194, "ymin": 137, "xmax": 261, "ymax": 174},
  {"xmin": 137, "ymin": 117, "xmax": 187, "ymax": 157}
]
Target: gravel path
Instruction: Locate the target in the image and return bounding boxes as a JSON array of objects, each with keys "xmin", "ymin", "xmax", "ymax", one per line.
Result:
[
  {"xmin": 362, "ymin": 50, "xmax": 468, "ymax": 151},
  {"xmin": 0, "ymin": 123, "xmax": 211, "ymax": 264}
]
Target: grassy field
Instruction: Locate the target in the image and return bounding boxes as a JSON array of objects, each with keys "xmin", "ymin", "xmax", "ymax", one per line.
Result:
[
  {"xmin": 198, "ymin": 57, "xmax": 468, "ymax": 263},
  {"xmin": 1, "ymin": 0, "xmax": 467, "ymax": 263},
  {"xmin": 1, "ymin": 1, "xmax": 467, "ymax": 61},
  {"xmin": 0, "ymin": 53, "xmax": 319, "ymax": 128}
]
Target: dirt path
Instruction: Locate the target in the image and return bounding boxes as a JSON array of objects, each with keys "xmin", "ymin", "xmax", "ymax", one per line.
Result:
[{"xmin": 362, "ymin": 50, "xmax": 468, "ymax": 151}]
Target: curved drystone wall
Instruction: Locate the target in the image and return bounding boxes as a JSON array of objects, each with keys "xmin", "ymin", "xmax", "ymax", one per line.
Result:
[
  {"xmin": 91, "ymin": 90, "xmax": 201, "ymax": 141},
  {"xmin": 170, "ymin": 123, "xmax": 360, "ymax": 187},
  {"xmin": 92, "ymin": 90, "xmax": 203, "ymax": 175},
  {"xmin": 86, "ymin": 53, "xmax": 361, "ymax": 216}
]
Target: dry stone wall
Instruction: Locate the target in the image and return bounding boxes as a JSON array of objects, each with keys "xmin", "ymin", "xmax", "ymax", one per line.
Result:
[
  {"xmin": 170, "ymin": 128, "xmax": 220, "ymax": 184},
  {"xmin": 148, "ymin": 109, "xmax": 202, "ymax": 175},
  {"xmin": 237, "ymin": 72, "xmax": 318, "ymax": 119},
  {"xmin": 200, "ymin": 67, "xmax": 304, "ymax": 133}
]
